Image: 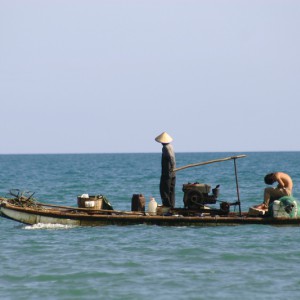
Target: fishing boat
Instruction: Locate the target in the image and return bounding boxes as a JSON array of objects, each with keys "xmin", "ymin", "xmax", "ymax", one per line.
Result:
[{"xmin": 1, "ymin": 155, "xmax": 299, "ymax": 227}]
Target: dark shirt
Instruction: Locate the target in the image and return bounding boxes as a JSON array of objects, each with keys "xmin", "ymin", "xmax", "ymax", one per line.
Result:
[{"xmin": 161, "ymin": 143, "xmax": 176, "ymax": 178}]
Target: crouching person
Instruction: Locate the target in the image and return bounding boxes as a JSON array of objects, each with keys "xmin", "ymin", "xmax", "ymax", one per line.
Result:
[{"xmin": 256, "ymin": 172, "xmax": 293, "ymax": 210}]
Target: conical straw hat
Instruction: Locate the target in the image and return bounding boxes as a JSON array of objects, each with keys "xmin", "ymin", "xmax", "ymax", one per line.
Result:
[{"xmin": 155, "ymin": 132, "xmax": 173, "ymax": 143}]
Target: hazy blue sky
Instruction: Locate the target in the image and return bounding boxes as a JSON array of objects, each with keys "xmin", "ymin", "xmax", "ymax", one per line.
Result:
[{"xmin": 1, "ymin": 1, "xmax": 299, "ymax": 154}]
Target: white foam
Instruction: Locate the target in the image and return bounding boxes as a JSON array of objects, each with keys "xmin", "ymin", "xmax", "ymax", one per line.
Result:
[{"xmin": 23, "ymin": 223, "xmax": 77, "ymax": 230}]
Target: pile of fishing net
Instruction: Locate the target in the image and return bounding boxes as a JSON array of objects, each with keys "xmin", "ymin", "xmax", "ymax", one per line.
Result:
[{"xmin": 269, "ymin": 196, "xmax": 300, "ymax": 218}]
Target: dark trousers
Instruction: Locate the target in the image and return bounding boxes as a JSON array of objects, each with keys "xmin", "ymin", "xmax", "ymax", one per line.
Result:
[{"xmin": 160, "ymin": 176, "xmax": 176, "ymax": 207}]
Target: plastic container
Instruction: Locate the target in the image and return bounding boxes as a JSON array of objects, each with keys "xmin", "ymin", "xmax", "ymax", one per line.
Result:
[
  {"xmin": 148, "ymin": 197, "xmax": 158, "ymax": 215},
  {"xmin": 131, "ymin": 194, "xmax": 146, "ymax": 212}
]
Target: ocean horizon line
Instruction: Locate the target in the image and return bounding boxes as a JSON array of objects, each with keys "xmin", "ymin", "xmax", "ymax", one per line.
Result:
[{"xmin": 0, "ymin": 150, "xmax": 299, "ymax": 156}]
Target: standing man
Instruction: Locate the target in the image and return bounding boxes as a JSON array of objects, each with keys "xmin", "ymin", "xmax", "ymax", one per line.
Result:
[{"xmin": 155, "ymin": 132, "xmax": 176, "ymax": 208}]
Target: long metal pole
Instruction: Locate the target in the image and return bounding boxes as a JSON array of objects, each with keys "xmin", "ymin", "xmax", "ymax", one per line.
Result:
[
  {"xmin": 173, "ymin": 155, "xmax": 246, "ymax": 172},
  {"xmin": 233, "ymin": 158, "xmax": 242, "ymax": 216}
]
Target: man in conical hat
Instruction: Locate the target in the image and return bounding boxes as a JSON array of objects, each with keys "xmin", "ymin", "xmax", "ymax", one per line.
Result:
[{"xmin": 155, "ymin": 132, "xmax": 176, "ymax": 208}]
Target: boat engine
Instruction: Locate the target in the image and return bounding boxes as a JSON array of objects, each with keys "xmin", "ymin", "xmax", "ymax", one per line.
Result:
[{"xmin": 183, "ymin": 182, "xmax": 220, "ymax": 210}]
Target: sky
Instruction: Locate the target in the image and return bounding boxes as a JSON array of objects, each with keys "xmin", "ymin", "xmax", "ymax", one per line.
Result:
[{"xmin": 0, "ymin": 0, "xmax": 300, "ymax": 154}]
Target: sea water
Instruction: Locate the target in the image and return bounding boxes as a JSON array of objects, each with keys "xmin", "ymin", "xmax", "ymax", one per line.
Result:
[{"xmin": 0, "ymin": 152, "xmax": 300, "ymax": 300}]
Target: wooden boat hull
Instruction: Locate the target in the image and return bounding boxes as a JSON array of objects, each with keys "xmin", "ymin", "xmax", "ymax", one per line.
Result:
[{"xmin": 1, "ymin": 201, "xmax": 300, "ymax": 227}]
